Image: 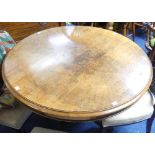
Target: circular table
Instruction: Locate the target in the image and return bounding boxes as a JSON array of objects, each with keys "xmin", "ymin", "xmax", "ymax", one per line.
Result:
[{"xmin": 2, "ymin": 26, "xmax": 153, "ymax": 121}]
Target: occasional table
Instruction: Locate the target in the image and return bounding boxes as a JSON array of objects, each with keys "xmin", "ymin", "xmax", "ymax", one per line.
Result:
[{"xmin": 2, "ymin": 26, "xmax": 153, "ymax": 121}]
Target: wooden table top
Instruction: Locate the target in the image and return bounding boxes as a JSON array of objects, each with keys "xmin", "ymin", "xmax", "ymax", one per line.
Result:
[{"xmin": 2, "ymin": 26, "xmax": 153, "ymax": 121}]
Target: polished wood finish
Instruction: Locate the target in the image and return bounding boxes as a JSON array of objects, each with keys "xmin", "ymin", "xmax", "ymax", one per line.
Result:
[
  {"xmin": 0, "ymin": 22, "xmax": 64, "ymax": 84},
  {"xmin": 0, "ymin": 22, "xmax": 65, "ymax": 41},
  {"xmin": 2, "ymin": 26, "xmax": 153, "ymax": 121}
]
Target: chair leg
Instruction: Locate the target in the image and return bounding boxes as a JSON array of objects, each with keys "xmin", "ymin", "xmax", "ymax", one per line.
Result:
[
  {"xmin": 149, "ymin": 46, "xmax": 155, "ymax": 61},
  {"xmin": 146, "ymin": 29, "xmax": 150, "ymax": 43},
  {"xmin": 132, "ymin": 23, "xmax": 135, "ymax": 41},
  {"xmin": 91, "ymin": 22, "xmax": 94, "ymax": 27},
  {"xmin": 123, "ymin": 23, "xmax": 128, "ymax": 36}
]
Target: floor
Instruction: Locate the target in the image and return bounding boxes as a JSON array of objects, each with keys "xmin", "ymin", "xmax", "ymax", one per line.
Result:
[{"xmin": 0, "ymin": 28, "xmax": 155, "ymax": 133}]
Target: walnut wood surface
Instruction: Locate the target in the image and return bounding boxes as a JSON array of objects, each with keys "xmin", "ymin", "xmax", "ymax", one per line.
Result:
[{"xmin": 2, "ymin": 26, "xmax": 153, "ymax": 121}]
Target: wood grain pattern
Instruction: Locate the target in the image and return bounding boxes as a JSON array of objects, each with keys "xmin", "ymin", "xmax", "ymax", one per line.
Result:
[
  {"xmin": 0, "ymin": 22, "xmax": 64, "ymax": 41},
  {"xmin": 2, "ymin": 26, "xmax": 153, "ymax": 121}
]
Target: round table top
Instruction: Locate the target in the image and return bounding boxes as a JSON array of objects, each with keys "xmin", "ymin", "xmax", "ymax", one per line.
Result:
[{"xmin": 2, "ymin": 26, "xmax": 153, "ymax": 121}]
